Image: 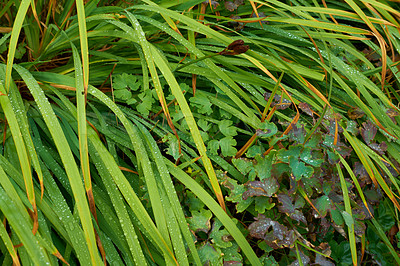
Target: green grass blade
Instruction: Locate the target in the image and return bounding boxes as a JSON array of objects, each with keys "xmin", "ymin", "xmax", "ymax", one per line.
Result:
[
  {"xmin": 4, "ymin": 0, "xmax": 30, "ymax": 92},
  {"xmin": 336, "ymin": 164, "xmax": 357, "ymax": 266},
  {"xmin": 0, "ymin": 186, "xmax": 50, "ymax": 265},
  {"xmin": 12, "ymin": 64, "xmax": 102, "ymax": 265}
]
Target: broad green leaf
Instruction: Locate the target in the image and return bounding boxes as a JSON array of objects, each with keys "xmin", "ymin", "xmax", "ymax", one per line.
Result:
[{"xmin": 219, "ymin": 136, "xmax": 237, "ymax": 157}]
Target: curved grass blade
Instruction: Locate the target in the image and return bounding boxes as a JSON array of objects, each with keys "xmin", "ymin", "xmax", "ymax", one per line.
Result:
[
  {"xmin": 149, "ymin": 43, "xmax": 226, "ymax": 210},
  {"xmin": 134, "ymin": 120, "xmax": 201, "ymax": 265},
  {"xmin": 0, "ymin": 212, "xmax": 20, "ymax": 265},
  {"xmin": 4, "ymin": 0, "xmax": 30, "ymax": 92},
  {"xmin": 12, "ymin": 64, "xmax": 103, "ymax": 265},
  {"xmin": 0, "ymin": 66, "xmax": 37, "ymax": 232}
]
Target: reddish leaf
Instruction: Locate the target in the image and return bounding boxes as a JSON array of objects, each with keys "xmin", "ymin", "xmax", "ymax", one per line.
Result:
[
  {"xmin": 368, "ymin": 142, "xmax": 387, "ymax": 155},
  {"xmin": 288, "ymin": 124, "xmax": 306, "ymax": 143},
  {"xmin": 225, "ymin": 1, "xmax": 238, "ymax": 11},
  {"xmin": 277, "ymin": 194, "xmax": 307, "ymax": 224},
  {"xmin": 360, "ymin": 120, "xmax": 377, "ymax": 144},
  {"xmin": 243, "ymin": 177, "xmax": 279, "ymax": 199},
  {"xmin": 264, "ymin": 92, "xmax": 291, "ymax": 110},
  {"xmin": 203, "ymin": 0, "xmax": 220, "ymax": 8},
  {"xmin": 353, "ymin": 162, "xmax": 371, "ymax": 186},
  {"xmin": 299, "ymin": 102, "xmax": 314, "ymax": 117},
  {"xmin": 315, "ymin": 254, "xmax": 335, "ymax": 266},
  {"xmin": 348, "ymin": 107, "xmax": 365, "ymax": 120},
  {"xmin": 289, "ymin": 248, "xmax": 310, "ymax": 266},
  {"xmin": 248, "ymin": 215, "xmax": 297, "ymax": 249}
]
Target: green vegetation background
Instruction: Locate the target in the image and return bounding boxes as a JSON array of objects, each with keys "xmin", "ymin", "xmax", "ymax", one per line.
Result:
[{"xmin": 1, "ymin": 0, "xmax": 400, "ymax": 265}]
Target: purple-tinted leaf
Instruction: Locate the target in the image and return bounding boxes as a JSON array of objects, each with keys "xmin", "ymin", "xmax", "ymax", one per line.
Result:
[
  {"xmin": 252, "ymin": 11, "xmax": 267, "ymax": 24},
  {"xmin": 328, "ymin": 191, "xmax": 343, "ymax": 204},
  {"xmin": 264, "ymin": 92, "xmax": 291, "ymax": 109},
  {"xmin": 264, "ymin": 225, "xmax": 296, "ymax": 249},
  {"xmin": 354, "ymin": 220, "xmax": 366, "ymax": 236},
  {"xmin": 360, "ymin": 120, "xmax": 377, "ymax": 144},
  {"xmin": 243, "ymin": 177, "xmax": 279, "ymax": 199},
  {"xmin": 248, "ymin": 215, "xmax": 297, "ymax": 249},
  {"xmin": 364, "ymin": 189, "xmax": 381, "ymax": 203},
  {"xmin": 384, "ymin": 160, "xmax": 399, "ymax": 178},
  {"xmin": 386, "ymin": 108, "xmax": 399, "ymax": 118},
  {"xmin": 353, "ymin": 162, "xmax": 371, "ymax": 186},
  {"xmin": 203, "ymin": 0, "xmax": 220, "ymax": 8},
  {"xmin": 313, "ymin": 195, "xmax": 333, "ymax": 218},
  {"xmin": 315, "ymin": 253, "xmax": 335, "ymax": 266},
  {"xmin": 335, "ymin": 144, "xmax": 352, "ymax": 158},
  {"xmin": 248, "ymin": 214, "xmax": 272, "ymax": 239},
  {"xmin": 228, "ymin": 15, "xmax": 244, "ymax": 30},
  {"xmin": 234, "ymin": 0, "xmax": 244, "ymax": 5},
  {"xmin": 302, "ymin": 176, "xmax": 321, "ymax": 195},
  {"xmin": 225, "ymin": 1, "xmax": 238, "ymax": 11},
  {"xmin": 369, "ymin": 141, "xmax": 387, "ymax": 155},
  {"xmin": 288, "ymin": 124, "xmax": 306, "ymax": 143},
  {"xmin": 294, "ymin": 195, "xmax": 305, "ymax": 209},
  {"xmin": 323, "ymin": 118, "xmax": 343, "ymax": 135},
  {"xmin": 299, "ymin": 102, "xmax": 314, "ymax": 117},
  {"xmin": 347, "ymin": 107, "xmax": 365, "ymax": 120},
  {"xmin": 387, "ymin": 108, "xmax": 399, "ymax": 123},
  {"xmin": 291, "ymin": 210, "xmax": 307, "ymax": 225},
  {"xmin": 271, "ymin": 162, "xmax": 291, "ymax": 179},
  {"xmin": 289, "ymin": 248, "xmax": 310, "ymax": 266},
  {"xmin": 275, "ymin": 101, "xmax": 292, "ymax": 110},
  {"xmin": 289, "ymin": 157, "xmax": 314, "ymax": 181},
  {"xmin": 278, "ymin": 194, "xmax": 307, "ymax": 224},
  {"xmin": 319, "ymin": 217, "xmax": 331, "ymax": 236},
  {"xmin": 278, "ymin": 194, "xmax": 295, "ymax": 214}
]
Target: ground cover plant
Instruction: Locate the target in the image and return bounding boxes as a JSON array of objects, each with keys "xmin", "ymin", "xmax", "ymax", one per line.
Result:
[{"xmin": 1, "ymin": 0, "xmax": 400, "ymax": 265}]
